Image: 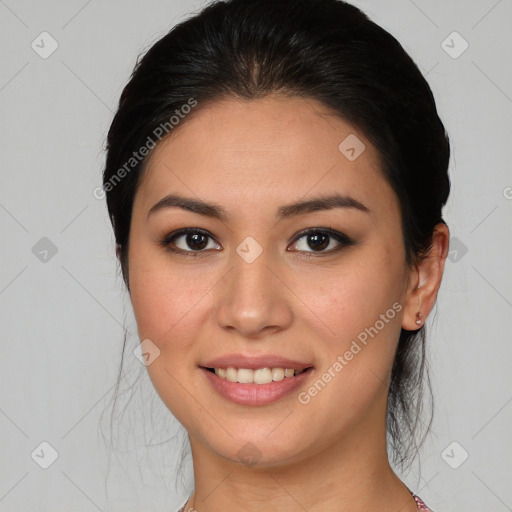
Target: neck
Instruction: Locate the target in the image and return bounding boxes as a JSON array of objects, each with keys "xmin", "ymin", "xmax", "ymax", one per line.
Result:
[{"xmin": 183, "ymin": 404, "xmax": 418, "ymax": 512}]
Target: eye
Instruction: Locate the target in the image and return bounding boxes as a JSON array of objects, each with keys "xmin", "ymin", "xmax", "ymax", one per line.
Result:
[
  {"xmin": 161, "ymin": 228, "xmax": 221, "ymax": 255},
  {"xmin": 160, "ymin": 227, "xmax": 355, "ymax": 257},
  {"xmin": 288, "ymin": 228, "xmax": 355, "ymax": 255}
]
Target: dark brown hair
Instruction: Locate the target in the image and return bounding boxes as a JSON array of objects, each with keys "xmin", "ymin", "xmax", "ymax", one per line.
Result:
[{"xmin": 103, "ymin": 0, "xmax": 450, "ymax": 470}]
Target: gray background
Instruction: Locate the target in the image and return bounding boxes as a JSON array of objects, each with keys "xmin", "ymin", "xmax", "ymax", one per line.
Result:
[{"xmin": 0, "ymin": 0, "xmax": 511, "ymax": 511}]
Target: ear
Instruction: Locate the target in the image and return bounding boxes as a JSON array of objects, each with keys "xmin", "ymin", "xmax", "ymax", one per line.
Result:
[{"xmin": 402, "ymin": 223, "xmax": 450, "ymax": 331}]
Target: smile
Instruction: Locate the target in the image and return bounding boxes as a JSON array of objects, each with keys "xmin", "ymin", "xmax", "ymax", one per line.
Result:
[
  {"xmin": 200, "ymin": 366, "xmax": 314, "ymax": 406},
  {"xmin": 206, "ymin": 366, "xmax": 308, "ymax": 384}
]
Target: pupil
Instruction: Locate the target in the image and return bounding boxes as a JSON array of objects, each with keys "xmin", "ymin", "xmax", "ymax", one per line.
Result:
[
  {"xmin": 308, "ymin": 233, "xmax": 329, "ymax": 251},
  {"xmin": 187, "ymin": 233, "xmax": 207, "ymax": 250},
  {"xmin": 184, "ymin": 232, "xmax": 331, "ymax": 251}
]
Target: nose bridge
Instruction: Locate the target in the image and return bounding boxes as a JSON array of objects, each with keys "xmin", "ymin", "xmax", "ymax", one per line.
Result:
[{"xmin": 214, "ymin": 242, "xmax": 292, "ymax": 336}]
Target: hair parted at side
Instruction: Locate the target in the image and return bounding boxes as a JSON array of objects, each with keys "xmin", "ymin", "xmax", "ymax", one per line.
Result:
[{"xmin": 103, "ymin": 0, "xmax": 450, "ymax": 471}]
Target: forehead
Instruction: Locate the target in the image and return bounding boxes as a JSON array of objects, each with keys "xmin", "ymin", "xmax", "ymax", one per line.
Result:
[{"xmin": 135, "ymin": 94, "xmax": 395, "ymax": 220}]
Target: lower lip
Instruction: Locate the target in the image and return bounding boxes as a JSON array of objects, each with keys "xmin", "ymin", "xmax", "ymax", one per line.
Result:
[{"xmin": 201, "ymin": 367, "xmax": 314, "ymax": 406}]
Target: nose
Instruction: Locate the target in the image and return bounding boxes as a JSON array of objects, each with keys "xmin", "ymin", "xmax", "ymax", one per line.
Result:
[{"xmin": 214, "ymin": 248, "xmax": 293, "ymax": 339}]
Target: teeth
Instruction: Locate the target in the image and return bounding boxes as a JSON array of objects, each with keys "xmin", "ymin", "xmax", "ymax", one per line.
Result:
[
  {"xmin": 213, "ymin": 366, "xmax": 306, "ymax": 384},
  {"xmin": 237, "ymin": 368, "xmax": 254, "ymax": 383},
  {"xmin": 272, "ymin": 367, "xmax": 285, "ymax": 381},
  {"xmin": 226, "ymin": 367, "xmax": 237, "ymax": 382},
  {"xmin": 254, "ymin": 368, "xmax": 272, "ymax": 384}
]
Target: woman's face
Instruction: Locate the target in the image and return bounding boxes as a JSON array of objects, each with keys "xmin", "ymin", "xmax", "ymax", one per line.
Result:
[{"xmin": 127, "ymin": 94, "xmax": 416, "ymax": 467}]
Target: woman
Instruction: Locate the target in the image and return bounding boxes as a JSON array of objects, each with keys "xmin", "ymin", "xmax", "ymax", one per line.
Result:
[{"xmin": 103, "ymin": 0, "xmax": 450, "ymax": 510}]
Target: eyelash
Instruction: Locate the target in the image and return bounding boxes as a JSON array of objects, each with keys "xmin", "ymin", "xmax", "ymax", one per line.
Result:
[{"xmin": 159, "ymin": 227, "xmax": 355, "ymax": 258}]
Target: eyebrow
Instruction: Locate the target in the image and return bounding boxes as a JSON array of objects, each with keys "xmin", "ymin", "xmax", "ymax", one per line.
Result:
[{"xmin": 146, "ymin": 193, "xmax": 369, "ymax": 221}]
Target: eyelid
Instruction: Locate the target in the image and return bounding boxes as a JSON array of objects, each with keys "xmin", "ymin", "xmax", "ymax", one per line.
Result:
[
  {"xmin": 160, "ymin": 227, "xmax": 221, "ymax": 256},
  {"xmin": 160, "ymin": 226, "xmax": 355, "ymax": 256},
  {"xmin": 288, "ymin": 227, "xmax": 355, "ymax": 254}
]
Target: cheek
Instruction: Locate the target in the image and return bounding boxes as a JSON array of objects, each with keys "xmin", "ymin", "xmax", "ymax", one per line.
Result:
[
  {"xmin": 128, "ymin": 244, "xmax": 212, "ymax": 353},
  {"xmin": 296, "ymin": 251, "xmax": 404, "ymax": 341},
  {"xmin": 297, "ymin": 245, "xmax": 405, "ymax": 396},
  {"xmin": 292, "ymin": 261, "xmax": 404, "ymax": 424},
  {"xmin": 127, "ymin": 248, "xmax": 214, "ymax": 424}
]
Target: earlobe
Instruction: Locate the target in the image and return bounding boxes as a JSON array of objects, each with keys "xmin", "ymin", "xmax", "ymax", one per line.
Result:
[{"xmin": 401, "ymin": 223, "xmax": 450, "ymax": 331}]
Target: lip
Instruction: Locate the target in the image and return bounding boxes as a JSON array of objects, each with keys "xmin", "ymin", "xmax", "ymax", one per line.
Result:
[
  {"xmin": 201, "ymin": 366, "xmax": 314, "ymax": 406},
  {"xmin": 201, "ymin": 353, "xmax": 314, "ymax": 371}
]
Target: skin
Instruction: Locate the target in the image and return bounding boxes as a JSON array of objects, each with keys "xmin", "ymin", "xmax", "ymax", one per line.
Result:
[{"xmin": 126, "ymin": 94, "xmax": 449, "ymax": 512}]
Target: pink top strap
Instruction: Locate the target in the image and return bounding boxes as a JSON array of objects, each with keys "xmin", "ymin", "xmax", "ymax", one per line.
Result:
[{"xmin": 410, "ymin": 490, "xmax": 433, "ymax": 511}]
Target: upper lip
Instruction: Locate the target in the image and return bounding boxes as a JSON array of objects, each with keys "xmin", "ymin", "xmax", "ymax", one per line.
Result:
[{"xmin": 201, "ymin": 354, "xmax": 314, "ymax": 370}]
